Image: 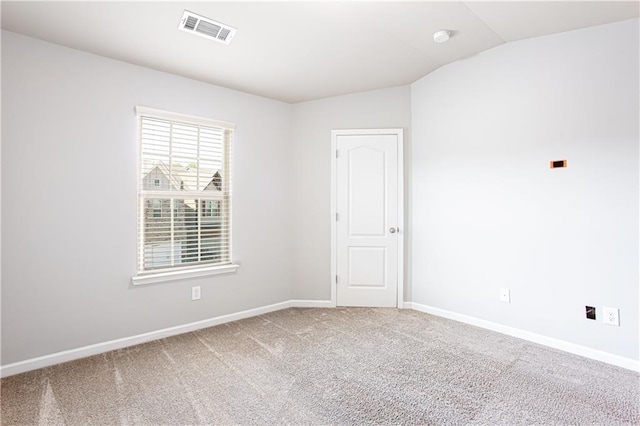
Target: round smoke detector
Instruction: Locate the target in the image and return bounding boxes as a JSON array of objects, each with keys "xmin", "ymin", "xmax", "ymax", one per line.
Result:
[{"xmin": 433, "ymin": 30, "xmax": 451, "ymax": 43}]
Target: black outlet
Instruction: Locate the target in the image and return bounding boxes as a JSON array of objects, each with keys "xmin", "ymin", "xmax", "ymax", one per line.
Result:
[{"xmin": 585, "ymin": 306, "xmax": 596, "ymax": 320}]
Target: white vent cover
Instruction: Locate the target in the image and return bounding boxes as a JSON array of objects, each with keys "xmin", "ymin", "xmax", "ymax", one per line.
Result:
[{"xmin": 178, "ymin": 10, "xmax": 237, "ymax": 45}]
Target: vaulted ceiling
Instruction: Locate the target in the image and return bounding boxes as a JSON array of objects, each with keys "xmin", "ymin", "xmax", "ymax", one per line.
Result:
[{"xmin": 2, "ymin": 1, "xmax": 638, "ymax": 103}]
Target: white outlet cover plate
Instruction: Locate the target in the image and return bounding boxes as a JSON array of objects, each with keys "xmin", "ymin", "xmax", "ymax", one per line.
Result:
[
  {"xmin": 192, "ymin": 286, "xmax": 201, "ymax": 301},
  {"xmin": 500, "ymin": 288, "xmax": 510, "ymax": 303},
  {"xmin": 602, "ymin": 306, "xmax": 619, "ymax": 326}
]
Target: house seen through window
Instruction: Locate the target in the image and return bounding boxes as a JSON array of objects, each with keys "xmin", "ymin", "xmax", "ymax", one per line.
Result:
[{"xmin": 136, "ymin": 107, "xmax": 234, "ymax": 274}]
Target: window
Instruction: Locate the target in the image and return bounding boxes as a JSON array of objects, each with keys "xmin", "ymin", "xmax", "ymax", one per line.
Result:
[
  {"xmin": 151, "ymin": 199, "xmax": 163, "ymax": 218},
  {"xmin": 202, "ymin": 200, "xmax": 220, "ymax": 217},
  {"xmin": 135, "ymin": 106, "xmax": 234, "ymax": 278}
]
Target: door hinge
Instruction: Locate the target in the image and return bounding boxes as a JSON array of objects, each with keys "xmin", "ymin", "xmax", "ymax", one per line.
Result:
[
  {"xmin": 336, "ymin": 149, "xmax": 339, "ymax": 158},
  {"xmin": 336, "ymin": 212, "xmax": 339, "ymax": 221},
  {"xmin": 335, "ymin": 275, "xmax": 338, "ymax": 284}
]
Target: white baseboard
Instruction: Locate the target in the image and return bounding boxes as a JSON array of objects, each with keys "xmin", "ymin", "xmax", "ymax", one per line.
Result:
[
  {"xmin": 1, "ymin": 300, "xmax": 298, "ymax": 378},
  {"xmin": 289, "ymin": 299, "xmax": 335, "ymax": 308},
  {"xmin": 3, "ymin": 300, "xmax": 636, "ymax": 377},
  {"xmin": 406, "ymin": 302, "xmax": 640, "ymax": 373}
]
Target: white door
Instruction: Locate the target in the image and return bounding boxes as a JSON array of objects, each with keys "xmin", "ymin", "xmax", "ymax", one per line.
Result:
[{"xmin": 332, "ymin": 129, "xmax": 403, "ymax": 307}]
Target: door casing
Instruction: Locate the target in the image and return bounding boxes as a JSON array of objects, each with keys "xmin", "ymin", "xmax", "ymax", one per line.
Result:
[{"xmin": 330, "ymin": 128, "xmax": 404, "ymax": 308}]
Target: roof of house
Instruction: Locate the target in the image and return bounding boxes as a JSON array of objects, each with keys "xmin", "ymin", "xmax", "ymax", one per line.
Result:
[{"xmin": 145, "ymin": 161, "xmax": 221, "ymax": 192}]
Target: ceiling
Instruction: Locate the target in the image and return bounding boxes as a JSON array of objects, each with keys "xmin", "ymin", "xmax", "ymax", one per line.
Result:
[{"xmin": 2, "ymin": 1, "xmax": 638, "ymax": 103}]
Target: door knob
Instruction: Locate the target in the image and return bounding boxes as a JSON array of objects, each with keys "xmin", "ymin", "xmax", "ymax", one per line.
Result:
[{"xmin": 389, "ymin": 227, "xmax": 398, "ymax": 234}]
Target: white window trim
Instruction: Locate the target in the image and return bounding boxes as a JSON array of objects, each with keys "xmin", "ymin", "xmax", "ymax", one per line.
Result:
[
  {"xmin": 131, "ymin": 264, "xmax": 240, "ymax": 286},
  {"xmin": 133, "ymin": 106, "xmax": 237, "ymax": 285}
]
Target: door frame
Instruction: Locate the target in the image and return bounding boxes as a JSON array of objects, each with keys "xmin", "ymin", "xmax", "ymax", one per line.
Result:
[{"xmin": 330, "ymin": 128, "xmax": 404, "ymax": 308}]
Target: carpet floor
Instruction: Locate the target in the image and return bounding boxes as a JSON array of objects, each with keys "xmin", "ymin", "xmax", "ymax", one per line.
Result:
[{"xmin": 1, "ymin": 307, "xmax": 639, "ymax": 425}]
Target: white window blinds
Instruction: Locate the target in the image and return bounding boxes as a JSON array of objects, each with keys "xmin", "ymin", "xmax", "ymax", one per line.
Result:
[{"xmin": 136, "ymin": 106, "xmax": 234, "ymax": 274}]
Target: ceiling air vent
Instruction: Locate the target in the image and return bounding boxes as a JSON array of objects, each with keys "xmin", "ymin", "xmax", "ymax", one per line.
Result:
[{"xmin": 178, "ymin": 11, "xmax": 237, "ymax": 45}]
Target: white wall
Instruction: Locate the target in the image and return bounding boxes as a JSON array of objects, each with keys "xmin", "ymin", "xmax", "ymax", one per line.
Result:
[
  {"xmin": 1, "ymin": 31, "xmax": 294, "ymax": 365},
  {"xmin": 291, "ymin": 87, "xmax": 412, "ymax": 301},
  {"xmin": 411, "ymin": 19, "xmax": 639, "ymax": 360}
]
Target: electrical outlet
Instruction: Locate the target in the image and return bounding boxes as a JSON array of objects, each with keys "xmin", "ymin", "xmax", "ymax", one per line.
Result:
[
  {"xmin": 500, "ymin": 288, "xmax": 510, "ymax": 303},
  {"xmin": 191, "ymin": 286, "xmax": 201, "ymax": 301},
  {"xmin": 602, "ymin": 306, "xmax": 619, "ymax": 326}
]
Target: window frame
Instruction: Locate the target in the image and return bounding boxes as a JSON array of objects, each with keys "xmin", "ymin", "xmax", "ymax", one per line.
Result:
[{"xmin": 131, "ymin": 106, "xmax": 238, "ymax": 286}]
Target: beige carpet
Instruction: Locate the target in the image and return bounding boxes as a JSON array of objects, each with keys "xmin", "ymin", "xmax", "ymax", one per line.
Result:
[{"xmin": 1, "ymin": 307, "xmax": 639, "ymax": 425}]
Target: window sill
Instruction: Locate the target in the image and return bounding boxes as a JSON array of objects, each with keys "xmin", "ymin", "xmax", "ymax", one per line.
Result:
[{"xmin": 131, "ymin": 264, "xmax": 239, "ymax": 286}]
